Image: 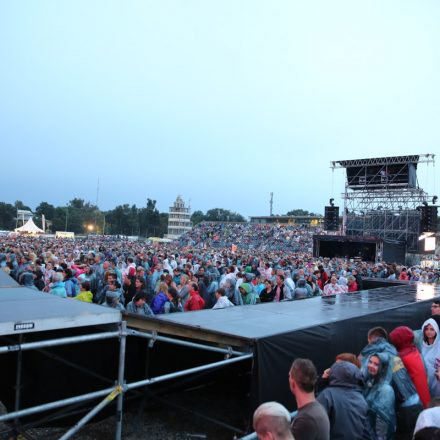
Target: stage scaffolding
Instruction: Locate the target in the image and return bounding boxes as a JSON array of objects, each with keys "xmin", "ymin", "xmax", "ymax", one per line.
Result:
[
  {"xmin": 331, "ymin": 154, "xmax": 435, "ymax": 253},
  {"xmin": 0, "ymin": 321, "xmax": 252, "ymax": 440}
]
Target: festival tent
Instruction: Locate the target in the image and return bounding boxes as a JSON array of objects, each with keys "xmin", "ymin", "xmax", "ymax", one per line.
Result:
[{"xmin": 14, "ymin": 218, "xmax": 44, "ymax": 234}]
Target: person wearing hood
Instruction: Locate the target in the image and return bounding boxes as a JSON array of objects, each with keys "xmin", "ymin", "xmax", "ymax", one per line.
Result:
[
  {"xmin": 389, "ymin": 326, "xmax": 431, "ymax": 408},
  {"xmin": 184, "ymin": 283, "xmax": 205, "ymax": 311},
  {"xmin": 20, "ymin": 271, "xmax": 39, "ymax": 291},
  {"xmin": 239, "ymin": 282, "xmax": 259, "ymax": 305},
  {"xmin": 316, "ymin": 361, "xmax": 373, "ymax": 439},
  {"xmin": 49, "ymin": 272, "xmax": 67, "ymax": 298},
  {"xmin": 283, "ymin": 270, "xmax": 296, "ymax": 298},
  {"xmin": 414, "ymin": 406, "xmax": 440, "ymax": 437},
  {"xmin": 360, "ymin": 327, "xmax": 423, "ymax": 437},
  {"xmin": 421, "ymin": 318, "xmax": 440, "ymax": 398},
  {"xmin": 293, "ymin": 278, "xmax": 311, "ymax": 299},
  {"xmin": 63, "ymin": 268, "xmax": 78, "ymax": 297},
  {"xmin": 363, "ymin": 353, "xmax": 396, "ymax": 440},
  {"xmin": 103, "ymin": 286, "xmax": 125, "ymax": 312},
  {"xmin": 337, "ymin": 270, "xmax": 348, "ymax": 286}
]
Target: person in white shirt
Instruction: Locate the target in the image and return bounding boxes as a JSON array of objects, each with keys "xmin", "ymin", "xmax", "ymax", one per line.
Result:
[
  {"xmin": 323, "ymin": 276, "xmax": 346, "ymax": 296},
  {"xmin": 212, "ymin": 288, "xmax": 235, "ymax": 309}
]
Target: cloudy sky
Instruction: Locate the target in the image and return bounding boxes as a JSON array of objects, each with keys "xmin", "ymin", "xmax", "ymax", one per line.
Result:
[{"xmin": 1, "ymin": 0, "xmax": 439, "ymax": 218}]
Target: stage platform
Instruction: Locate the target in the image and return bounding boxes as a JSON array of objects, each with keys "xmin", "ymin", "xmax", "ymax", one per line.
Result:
[
  {"xmin": 0, "ymin": 285, "xmax": 121, "ymax": 336},
  {"xmin": 127, "ymin": 283, "xmax": 440, "ymax": 411},
  {"xmin": 0, "ymin": 270, "xmax": 19, "ymax": 287},
  {"xmin": 126, "ymin": 283, "xmax": 437, "ymax": 346}
]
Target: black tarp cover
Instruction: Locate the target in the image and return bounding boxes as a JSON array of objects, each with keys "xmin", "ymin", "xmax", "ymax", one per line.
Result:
[{"xmin": 252, "ymin": 284, "xmax": 439, "ymax": 411}]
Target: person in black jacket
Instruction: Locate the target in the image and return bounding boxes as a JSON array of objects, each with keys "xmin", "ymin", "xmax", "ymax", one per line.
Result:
[
  {"xmin": 317, "ymin": 361, "xmax": 374, "ymax": 440},
  {"xmin": 352, "ymin": 268, "xmax": 363, "ymax": 290},
  {"xmin": 259, "ymin": 279, "xmax": 275, "ymax": 302}
]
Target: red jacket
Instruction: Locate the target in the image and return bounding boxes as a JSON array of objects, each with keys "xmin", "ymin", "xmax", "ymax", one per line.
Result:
[
  {"xmin": 389, "ymin": 326, "xmax": 431, "ymax": 408},
  {"xmin": 348, "ymin": 281, "xmax": 358, "ymax": 292},
  {"xmin": 184, "ymin": 290, "xmax": 205, "ymax": 311}
]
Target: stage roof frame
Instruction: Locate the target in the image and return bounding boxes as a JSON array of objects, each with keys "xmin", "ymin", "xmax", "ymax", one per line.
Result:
[{"xmin": 331, "ymin": 153, "xmax": 435, "ymax": 169}]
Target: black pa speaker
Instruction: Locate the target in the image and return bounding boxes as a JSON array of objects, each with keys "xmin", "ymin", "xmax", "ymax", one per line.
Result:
[
  {"xmin": 420, "ymin": 206, "xmax": 438, "ymax": 233},
  {"xmin": 324, "ymin": 206, "xmax": 339, "ymax": 231}
]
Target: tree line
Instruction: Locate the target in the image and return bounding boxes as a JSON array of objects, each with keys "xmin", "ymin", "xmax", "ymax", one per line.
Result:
[{"xmin": 0, "ymin": 200, "xmax": 250, "ymax": 237}]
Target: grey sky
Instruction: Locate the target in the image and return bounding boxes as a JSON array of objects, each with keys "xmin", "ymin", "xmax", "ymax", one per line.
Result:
[{"xmin": 1, "ymin": 0, "xmax": 439, "ymax": 218}]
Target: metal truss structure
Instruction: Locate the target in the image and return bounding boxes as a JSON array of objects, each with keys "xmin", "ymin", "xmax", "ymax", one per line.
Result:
[
  {"xmin": 331, "ymin": 154, "xmax": 436, "ymax": 253},
  {"xmin": 0, "ymin": 322, "xmax": 252, "ymax": 440},
  {"xmin": 331, "ymin": 153, "xmax": 435, "ymax": 168}
]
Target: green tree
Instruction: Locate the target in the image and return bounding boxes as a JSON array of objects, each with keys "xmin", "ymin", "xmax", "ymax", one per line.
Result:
[
  {"xmin": 14, "ymin": 200, "xmax": 32, "ymax": 211},
  {"xmin": 191, "ymin": 210, "xmax": 205, "ymax": 225},
  {"xmin": 158, "ymin": 212, "xmax": 169, "ymax": 237},
  {"xmin": 0, "ymin": 202, "xmax": 16, "ymax": 230},
  {"xmin": 106, "ymin": 204, "xmax": 132, "ymax": 235},
  {"xmin": 35, "ymin": 202, "xmax": 56, "ymax": 219},
  {"xmin": 52, "ymin": 207, "xmax": 69, "ymax": 232},
  {"xmin": 286, "ymin": 209, "xmax": 310, "ymax": 216},
  {"xmin": 141, "ymin": 198, "xmax": 160, "ymax": 236},
  {"xmin": 204, "ymin": 208, "xmax": 246, "ymax": 222}
]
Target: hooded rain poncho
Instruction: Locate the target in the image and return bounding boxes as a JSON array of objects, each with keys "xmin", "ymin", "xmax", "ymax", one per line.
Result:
[
  {"xmin": 421, "ymin": 318, "xmax": 440, "ymax": 397},
  {"xmin": 363, "ymin": 353, "xmax": 396, "ymax": 440}
]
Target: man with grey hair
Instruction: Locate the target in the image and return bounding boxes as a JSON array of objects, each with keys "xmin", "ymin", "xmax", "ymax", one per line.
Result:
[
  {"xmin": 49, "ymin": 271, "xmax": 67, "ymax": 298},
  {"xmin": 253, "ymin": 401, "xmax": 294, "ymax": 440}
]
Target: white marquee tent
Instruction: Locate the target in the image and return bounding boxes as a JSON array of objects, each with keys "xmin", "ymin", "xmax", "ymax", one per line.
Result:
[{"xmin": 14, "ymin": 218, "xmax": 44, "ymax": 234}]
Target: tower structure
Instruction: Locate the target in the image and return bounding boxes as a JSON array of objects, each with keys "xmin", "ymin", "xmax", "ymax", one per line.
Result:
[
  {"xmin": 166, "ymin": 195, "xmax": 192, "ymax": 240},
  {"xmin": 331, "ymin": 154, "xmax": 436, "ymax": 253}
]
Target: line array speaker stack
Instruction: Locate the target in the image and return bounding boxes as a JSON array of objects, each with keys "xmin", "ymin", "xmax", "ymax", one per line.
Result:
[
  {"xmin": 420, "ymin": 206, "xmax": 438, "ymax": 233},
  {"xmin": 324, "ymin": 206, "xmax": 339, "ymax": 231}
]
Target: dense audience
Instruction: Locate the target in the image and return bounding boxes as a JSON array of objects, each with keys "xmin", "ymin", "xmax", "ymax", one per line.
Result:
[
  {"xmin": 0, "ymin": 225, "xmax": 439, "ymax": 439},
  {"xmin": 0, "ymin": 229, "xmax": 439, "ymax": 317},
  {"xmin": 177, "ymin": 222, "xmax": 318, "ymax": 253}
]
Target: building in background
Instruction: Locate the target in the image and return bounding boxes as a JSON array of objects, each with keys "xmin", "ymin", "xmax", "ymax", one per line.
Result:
[
  {"xmin": 250, "ymin": 215, "xmax": 323, "ymax": 227},
  {"xmin": 15, "ymin": 209, "xmax": 33, "ymax": 229},
  {"xmin": 166, "ymin": 195, "xmax": 192, "ymax": 239}
]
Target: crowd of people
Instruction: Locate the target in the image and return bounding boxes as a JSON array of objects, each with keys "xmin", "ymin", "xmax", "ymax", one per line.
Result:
[
  {"xmin": 0, "ymin": 229, "xmax": 440, "ymax": 438},
  {"xmin": 253, "ymin": 306, "xmax": 440, "ymax": 439},
  {"xmin": 177, "ymin": 222, "xmax": 318, "ymax": 253},
  {"xmin": 0, "ymin": 232, "xmax": 439, "ymax": 317}
]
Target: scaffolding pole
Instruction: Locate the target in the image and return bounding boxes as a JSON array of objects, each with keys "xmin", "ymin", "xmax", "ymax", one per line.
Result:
[
  {"xmin": 0, "ymin": 348, "xmax": 252, "ymax": 425},
  {"xmin": 58, "ymin": 386, "xmax": 123, "ymax": 440},
  {"xmin": 0, "ymin": 387, "xmax": 116, "ymax": 423},
  {"xmin": 126, "ymin": 353, "xmax": 253, "ymax": 391},
  {"xmin": 0, "ymin": 331, "xmax": 120, "ymax": 354},
  {"xmin": 115, "ymin": 321, "xmax": 127, "ymax": 440},
  {"xmin": 127, "ymin": 328, "xmax": 248, "ymax": 357}
]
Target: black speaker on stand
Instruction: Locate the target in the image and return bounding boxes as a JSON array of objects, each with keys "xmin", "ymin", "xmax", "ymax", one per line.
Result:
[
  {"xmin": 420, "ymin": 205, "xmax": 438, "ymax": 233},
  {"xmin": 324, "ymin": 205, "xmax": 340, "ymax": 231}
]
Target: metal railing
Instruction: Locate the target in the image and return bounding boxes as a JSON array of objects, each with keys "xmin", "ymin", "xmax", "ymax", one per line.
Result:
[{"xmin": 0, "ymin": 322, "xmax": 253, "ymax": 440}]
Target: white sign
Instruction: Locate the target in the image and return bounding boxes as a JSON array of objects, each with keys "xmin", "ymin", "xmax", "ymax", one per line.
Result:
[{"xmin": 55, "ymin": 231, "xmax": 75, "ymax": 238}]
